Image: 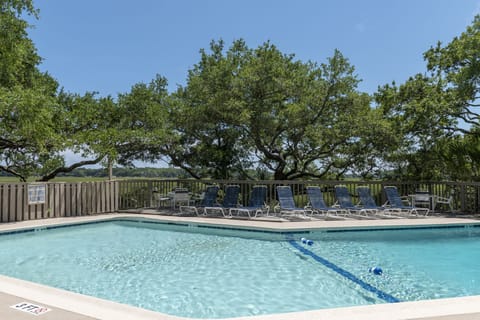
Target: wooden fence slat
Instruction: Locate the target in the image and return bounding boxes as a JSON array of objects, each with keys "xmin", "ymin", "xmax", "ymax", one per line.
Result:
[
  {"xmin": 60, "ymin": 184, "xmax": 66, "ymax": 217},
  {"xmin": 84, "ymin": 183, "xmax": 88, "ymax": 215},
  {"xmin": 105, "ymin": 182, "xmax": 109, "ymax": 212},
  {"xmin": 76, "ymin": 183, "xmax": 81, "ymax": 216},
  {"xmin": 89, "ymin": 182, "xmax": 93, "ymax": 214},
  {"xmin": 115, "ymin": 181, "xmax": 118, "ymax": 211},
  {"xmin": 81, "ymin": 183, "xmax": 87, "ymax": 215},
  {"xmin": 111, "ymin": 181, "xmax": 115, "ymax": 211},
  {"xmin": 29, "ymin": 203, "xmax": 36, "ymax": 220},
  {"xmin": 48, "ymin": 184, "xmax": 54, "ymax": 218},
  {"xmin": 1, "ymin": 185, "xmax": 8, "ymax": 222},
  {"xmin": 70, "ymin": 184, "xmax": 76, "ymax": 216},
  {"xmin": 65, "ymin": 184, "xmax": 71, "ymax": 217},
  {"xmin": 9, "ymin": 185, "xmax": 16, "ymax": 222},
  {"xmin": 108, "ymin": 181, "xmax": 113, "ymax": 212},
  {"xmin": 100, "ymin": 183, "xmax": 105, "ymax": 213},
  {"xmin": 16, "ymin": 184, "xmax": 24, "ymax": 222},
  {"xmin": 40, "ymin": 203, "xmax": 46, "ymax": 219},
  {"xmin": 54, "ymin": 184, "xmax": 61, "ymax": 217},
  {"xmin": 94, "ymin": 182, "xmax": 98, "ymax": 213}
]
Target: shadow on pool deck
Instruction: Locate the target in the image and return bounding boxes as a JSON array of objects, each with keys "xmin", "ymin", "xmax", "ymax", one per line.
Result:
[{"xmin": 120, "ymin": 207, "xmax": 480, "ymax": 222}]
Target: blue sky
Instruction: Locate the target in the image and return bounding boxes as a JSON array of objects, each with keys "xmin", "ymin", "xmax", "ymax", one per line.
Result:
[
  {"xmin": 25, "ymin": 0, "xmax": 479, "ymax": 167},
  {"xmin": 29, "ymin": 0, "xmax": 480, "ymax": 97}
]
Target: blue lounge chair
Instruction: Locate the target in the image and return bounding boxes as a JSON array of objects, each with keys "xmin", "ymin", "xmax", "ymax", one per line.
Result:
[
  {"xmin": 356, "ymin": 186, "xmax": 388, "ymax": 211},
  {"xmin": 275, "ymin": 186, "xmax": 309, "ymax": 217},
  {"xmin": 356, "ymin": 186, "xmax": 403, "ymax": 218},
  {"xmin": 306, "ymin": 186, "xmax": 348, "ymax": 216},
  {"xmin": 204, "ymin": 185, "xmax": 240, "ymax": 217},
  {"xmin": 383, "ymin": 186, "xmax": 429, "ymax": 216},
  {"xmin": 179, "ymin": 185, "xmax": 219, "ymax": 216},
  {"xmin": 230, "ymin": 185, "xmax": 270, "ymax": 218},
  {"xmin": 334, "ymin": 185, "xmax": 377, "ymax": 216}
]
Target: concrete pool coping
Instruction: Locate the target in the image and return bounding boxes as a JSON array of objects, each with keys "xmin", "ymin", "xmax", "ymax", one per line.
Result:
[{"xmin": 1, "ymin": 213, "xmax": 480, "ymax": 320}]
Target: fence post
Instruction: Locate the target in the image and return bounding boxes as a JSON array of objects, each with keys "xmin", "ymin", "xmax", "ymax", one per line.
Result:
[
  {"xmin": 460, "ymin": 184, "xmax": 466, "ymax": 213},
  {"xmin": 147, "ymin": 180, "xmax": 154, "ymax": 208},
  {"xmin": 1, "ymin": 185, "xmax": 7, "ymax": 222}
]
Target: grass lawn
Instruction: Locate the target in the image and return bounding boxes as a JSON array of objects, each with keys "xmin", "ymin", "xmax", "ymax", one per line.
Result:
[{"xmin": 0, "ymin": 177, "xmax": 111, "ymax": 183}]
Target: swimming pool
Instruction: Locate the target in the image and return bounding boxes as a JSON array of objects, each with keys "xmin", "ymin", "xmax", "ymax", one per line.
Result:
[{"xmin": 0, "ymin": 218, "xmax": 479, "ymax": 319}]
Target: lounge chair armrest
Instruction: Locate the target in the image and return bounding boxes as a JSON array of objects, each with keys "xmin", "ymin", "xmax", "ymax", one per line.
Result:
[
  {"xmin": 400, "ymin": 196, "xmax": 411, "ymax": 205},
  {"xmin": 273, "ymin": 202, "xmax": 281, "ymax": 213},
  {"xmin": 435, "ymin": 195, "xmax": 452, "ymax": 202}
]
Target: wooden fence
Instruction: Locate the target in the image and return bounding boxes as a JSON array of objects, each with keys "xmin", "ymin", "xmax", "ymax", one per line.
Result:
[
  {"xmin": 118, "ymin": 179, "xmax": 480, "ymax": 214},
  {"xmin": 2, "ymin": 179, "xmax": 479, "ymax": 223},
  {"xmin": 0, "ymin": 181, "xmax": 118, "ymax": 223}
]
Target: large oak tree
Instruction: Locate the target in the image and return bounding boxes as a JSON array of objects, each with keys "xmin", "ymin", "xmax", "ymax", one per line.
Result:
[{"xmin": 155, "ymin": 40, "xmax": 390, "ymax": 180}]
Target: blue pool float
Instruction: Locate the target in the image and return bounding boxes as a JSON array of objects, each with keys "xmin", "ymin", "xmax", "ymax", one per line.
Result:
[
  {"xmin": 300, "ymin": 238, "xmax": 314, "ymax": 245},
  {"xmin": 369, "ymin": 266, "xmax": 383, "ymax": 275}
]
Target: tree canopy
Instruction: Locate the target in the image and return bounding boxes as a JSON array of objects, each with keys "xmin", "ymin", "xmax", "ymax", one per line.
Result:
[
  {"xmin": 0, "ymin": 0, "xmax": 170, "ymax": 181},
  {"xmin": 375, "ymin": 14, "xmax": 480, "ymax": 180},
  {"xmin": 141, "ymin": 40, "xmax": 393, "ymax": 180},
  {"xmin": 2, "ymin": 1, "xmax": 480, "ymax": 182},
  {"xmin": 0, "ymin": 0, "xmax": 59, "ymax": 181}
]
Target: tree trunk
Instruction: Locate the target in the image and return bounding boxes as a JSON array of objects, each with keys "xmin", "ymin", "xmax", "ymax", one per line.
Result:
[
  {"xmin": 108, "ymin": 156, "xmax": 114, "ymax": 180},
  {"xmin": 274, "ymin": 170, "xmax": 288, "ymax": 180}
]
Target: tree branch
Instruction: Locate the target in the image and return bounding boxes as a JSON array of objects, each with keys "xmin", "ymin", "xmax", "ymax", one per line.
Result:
[
  {"xmin": 0, "ymin": 165, "xmax": 27, "ymax": 182},
  {"xmin": 38, "ymin": 155, "xmax": 105, "ymax": 181}
]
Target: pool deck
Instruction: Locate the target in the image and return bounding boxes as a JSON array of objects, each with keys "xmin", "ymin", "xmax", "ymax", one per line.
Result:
[{"xmin": 1, "ymin": 212, "xmax": 480, "ymax": 320}]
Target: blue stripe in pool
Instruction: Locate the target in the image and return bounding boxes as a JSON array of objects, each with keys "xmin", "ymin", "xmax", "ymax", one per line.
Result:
[{"xmin": 287, "ymin": 239, "xmax": 400, "ymax": 303}]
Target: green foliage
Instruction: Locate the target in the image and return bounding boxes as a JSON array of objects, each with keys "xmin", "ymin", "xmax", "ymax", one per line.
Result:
[
  {"xmin": 0, "ymin": 0, "xmax": 63, "ymax": 181},
  {"xmin": 0, "ymin": 0, "xmax": 62, "ymax": 181},
  {"xmin": 3, "ymin": 1, "xmax": 480, "ymax": 182},
  {"xmin": 424, "ymin": 15, "xmax": 480, "ymax": 132},
  {"xmin": 375, "ymin": 74, "xmax": 454, "ymax": 180},
  {"xmin": 154, "ymin": 40, "xmax": 386, "ymax": 180},
  {"xmin": 0, "ymin": 0, "xmax": 40, "ymax": 88},
  {"xmin": 162, "ymin": 40, "xmax": 252, "ymax": 179},
  {"xmin": 437, "ymin": 130, "xmax": 480, "ymax": 181},
  {"xmin": 375, "ymin": 14, "xmax": 480, "ymax": 181},
  {"xmin": 0, "ymin": 0, "xmax": 172, "ymax": 181},
  {"xmin": 0, "ymin": 0, "xmax": 134, "ymax": 181},
  {"xmin": 114, "ymin": 75, "xmax": 170, "ymax": 166}
]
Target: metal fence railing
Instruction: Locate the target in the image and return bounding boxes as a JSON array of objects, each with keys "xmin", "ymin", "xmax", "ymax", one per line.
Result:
[{"xmin": 117, "ymin": 179, "xmax": 480, "ymax": 214}]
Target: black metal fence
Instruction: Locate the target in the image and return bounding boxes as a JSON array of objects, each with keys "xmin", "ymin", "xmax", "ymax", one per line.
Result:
[{"xmin": 118, "ymin": 179, "xmax": 480, "ymax": 214}]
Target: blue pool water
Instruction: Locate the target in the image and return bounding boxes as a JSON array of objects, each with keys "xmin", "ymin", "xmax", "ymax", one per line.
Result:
[{"xmin": 0, "ymin": 220, "xmax": 479, "ymax": 318}]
